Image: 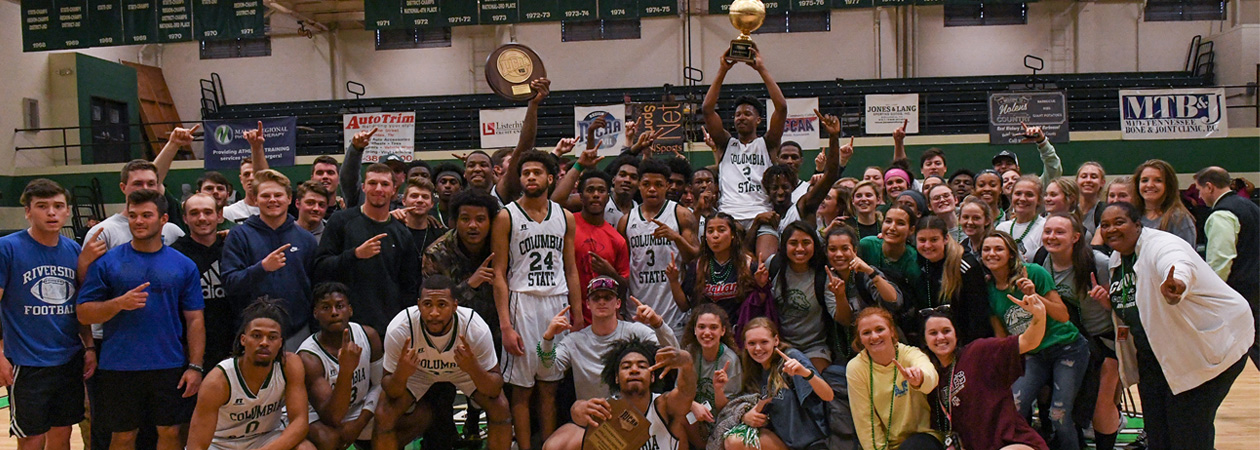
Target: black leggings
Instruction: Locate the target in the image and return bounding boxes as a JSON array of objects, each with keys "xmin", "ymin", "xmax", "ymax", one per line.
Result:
[{"xmin": 900, "ymin": 432, "xmax": 945, "ymax": 450}]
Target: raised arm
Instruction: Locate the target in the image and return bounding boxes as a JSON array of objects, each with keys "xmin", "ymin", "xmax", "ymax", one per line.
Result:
[
  {"xmin": 656, "ymin": 347, "xmax": 696, "ymax": 420},
  {"xmin": 701, "ymin": 56, "xmax": 735, "ymax": 161},
  {"xmin": 799, "ymin": 113, "xmax": 846, "ymax": 218},
  {"xmin": 499, "ymin": 78, "xmax": 551, "ymax": 201},
  {"xmin": 155, "ymin": 125, "xmax": 199, "ymax": 185},
  {"xmin": 341, "ymin": 128, "xmax": 377, "ymax": 208},
  {"xmin": 1010, "ymin": 294, "xmax": 1048, "ymax": 354},
  {"xmin": 751, "ymin": 49, "xmax": 787, "ymax": 155},
  {"xmin": 891, "ymin": 119, "xmax": 907, "ymax": 163},
  {"xmin": 243, "ymin": 121, "xmax": 269, "ymax": 172}
]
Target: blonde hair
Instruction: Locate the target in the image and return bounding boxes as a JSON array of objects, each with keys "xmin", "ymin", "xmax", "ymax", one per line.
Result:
[
  {"xmin": 982, "ymin": 231, "xmax": 1028, "ymax": 288},
  {"xmin": 739, "ymin": 318, "xmax": 790, "ymax": 398},
  {"xmin": 1046, "ymin": 177, "xmax": 1082, "ymax": 222},
  {"xmin": 253, "ymin": 169, "xmax": 292, "ymax": 196}
]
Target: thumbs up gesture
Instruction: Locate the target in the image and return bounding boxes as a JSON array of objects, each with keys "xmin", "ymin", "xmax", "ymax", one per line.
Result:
[{"xmin": 1160, "ymin": 266, "xmax": 1186, "ymax": 304}]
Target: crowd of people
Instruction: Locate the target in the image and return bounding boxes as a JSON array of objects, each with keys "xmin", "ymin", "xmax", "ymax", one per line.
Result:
[{"xmin": 1, "ymin": 49, "xmax": 1256, "ymax": 450}]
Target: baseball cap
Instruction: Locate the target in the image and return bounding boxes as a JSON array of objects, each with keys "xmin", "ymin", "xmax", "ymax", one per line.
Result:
[
  {"xmin": 380, "ymin": 154, "xmax": 407, "ymax": 171},
  {"xmin": 991, "ymin": 150, "xmax": 1019, "ymax": 167},
  {"xmin": 587, "ymin": 276, "xmax": 619, "ymax": 296}
]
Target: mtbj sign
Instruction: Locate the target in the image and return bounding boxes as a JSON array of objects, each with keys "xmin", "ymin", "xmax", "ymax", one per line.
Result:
[{"xmin": 1119, "ymin": 89, "xmax": 1228, "ymax": 140}]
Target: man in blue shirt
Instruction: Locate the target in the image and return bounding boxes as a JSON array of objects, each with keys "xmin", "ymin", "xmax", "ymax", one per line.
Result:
[
  {"xmin": 0, "ymin": 179, "xmax": 95, "ymax": 448},
  {"xmin": 78, "ymin": 189, "xmax": 206, "ymax": 450}
]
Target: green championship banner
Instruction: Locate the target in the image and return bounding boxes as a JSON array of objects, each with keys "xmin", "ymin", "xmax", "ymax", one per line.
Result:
[
  {"xmin": 441, "ymin": 0, "xmax": 478, "ymax": 25},
  {"xmin": 480, "ymin": 0, "xmax": 518, "ymax": 24},
  {"xmin": 761, "ymin": 0, "xmax": 787, "ymax": 13},
  {"xmin": 156, "ymin": 0, "xmax": 193, "ymax": 42},
  {"xmin": 600, "ymin": 0, "xmax": 638, "ymax": 19},
  {"xmin": 399, "ymin": 0, "xmax": 439, "ymax": 28},
  {"xmin": 792, "ymin": 0, "xmax": 830, "ymax": 11},
  {"xmin": 832, "ymin": 0, "xmax": 874, "ymax": 8},
  {"xmin": 639, "ymin": 0, "xmax": 676, "ymax": 17},
  {"xmin": 21, "ymin": 0, "xmax": 58, "ymax": 52},
  {"xmin": 558, "ymin": 0, "xmax": 594, "ymax": 20},
  {"xmin": 122, "ymin": 0, "xmax": 156, "ymax": 44},
  {"xmin": 89, "ymin": 0, "xmax": 124, "ymax": 46},
  {"xmin": 193, "ymin": 0, "xmax": 265, "ymax": 39},
  {"xmin": 519, "ymin": 0, "xmax": 557, "ymax": 22},
  {"xmin": 55, "ymin": 0, "xmax": 90, "ymax": 49},
  {"xmin": 709, "ymin": 0, "xmax": 732, "ymax": 13},
  {"xmin": 364, "ymin": 0, "xmax": 399, "ymax": 29}
]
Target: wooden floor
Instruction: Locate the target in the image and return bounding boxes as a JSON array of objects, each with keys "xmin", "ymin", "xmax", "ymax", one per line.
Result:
[{"xmin": 0, "ymin": 364, "xmax": 1255, "ymax": 449}]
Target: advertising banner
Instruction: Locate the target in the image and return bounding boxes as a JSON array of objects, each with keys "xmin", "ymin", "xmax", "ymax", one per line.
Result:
[
  {"xmin": 204, "ymin": 117, "xmax": 297, "ymax": 170},
  {"xmin": 988, "ymin": 91, "xmax": 1069, "ymax": 145},
  {"xmin": 480, "ymin": 107, "xmax": 528, "ymax": 149},
  {"xmin": 767, "ymin": 97, "xmax": 822, "ymax": 146},
  {"xmin": 865, "ymin": 93, "xmax": 919, "ymax": 135},
  {"xmin": 1119, "ymin": 88, "xmax": 1228, "ymax": 140},
  {"xmin": 574, "ymin": 104, "xmax": 626, "ymax": 150},
  {"xmin": 343, "ymin": 112, "xmax": 417, "ymax": 163}
]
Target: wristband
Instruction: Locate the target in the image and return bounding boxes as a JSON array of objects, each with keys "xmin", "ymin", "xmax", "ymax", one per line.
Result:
[
  {"xmin": 803, "ymin": 370, "xmax": 815, "ymax": 380},
  {"xmin": 187, "ymin": 363, "xmax": 204, "ymax": 372},
  {"xmin": 574, "ymin": 163, "xmax": 585, "ymax": 173}
]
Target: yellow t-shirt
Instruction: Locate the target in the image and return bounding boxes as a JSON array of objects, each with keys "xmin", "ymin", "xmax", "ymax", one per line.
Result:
[{"xmin": 846, "ymin": 343, "xmax": 939, "ymax": 450}]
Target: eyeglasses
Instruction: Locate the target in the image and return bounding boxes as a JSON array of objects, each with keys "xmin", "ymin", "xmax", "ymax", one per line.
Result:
[{"xmin": 918, "ymin": 304, "xmax": 951, "ymax": 317}]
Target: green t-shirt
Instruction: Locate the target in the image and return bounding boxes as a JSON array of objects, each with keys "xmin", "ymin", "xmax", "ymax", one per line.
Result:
[
  {"xmin": 988, "ymin": 262, "xmax": 1080, "ymax": 353},
  {"xmin": 216, "ymin": 219, "xmax": 236, "ymax": 231},
  {"xmin": 858, "ymin": 236, "xmax": 925, "ymax": 310}
]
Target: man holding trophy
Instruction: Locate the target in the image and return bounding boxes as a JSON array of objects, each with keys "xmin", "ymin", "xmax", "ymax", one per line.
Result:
[{"xmin": 702, "ymin": 0, "xmax": 788, "ymax": 263}]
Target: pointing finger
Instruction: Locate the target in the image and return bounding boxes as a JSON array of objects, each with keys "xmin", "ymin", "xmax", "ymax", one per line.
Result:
[
  {"xmin": 273, "ymin": 243, "xmax": 292, "ymax": 254},
  {"xmin": 458, "ymin": 333, "xmax": 470, "ymax": 348},
  {"xmin": 774, "ymin": 348, "xmax": 789, "ymax": 361},
  {"xmin": 1166, "ymin": 266, "xmax": 1176, "ymax": 283},
  {"xmin": 556, "ymin": 305, "xmax": 572, "ymax": 318},
  {"xmin": 721, "ymin": 360, "xmax": 730, "ymax": 373},
  {"xmin": 189, "ymin": 124, "xmax": 202, "ymax": 134},
  {"xmin": 629, "ymin": 296, "xmax": 643, "ymax": 307},
  {"xmin": 367, "ymin": 127, "xmax": 380, "ymax": 138},
  {"xmin": 901, "ymin": 119, "xmax": 908, "ymax": 129},
  {"xmin": 130, "ymin": 282, "xmax": 151, "ymax": 293},
  {"xmin": 256, "ymin": 121, "xmax": 263, "ymax": 133},
  {"xmin": 1091, "ymin": 272, "xmax": 1099, "ymax": 287},
  {"xmin": 481, "ymin": 253, "xmax": 495, "ymax": 267},
  {"xmin": 89, "ymin": 227, "xmax": 105, "ymax": 242},
  {"xmin": 403, "ymin": 336, "xmax": 412, "ymax": 350},
  {"xmin": 342, "ymin": 327, "xmax": 351, "ymax": 342},
  {"xmin": 1007, "ymin": 294, "xmax": 1025, "ymax": 306},
  {"xmin": 369, "ymin": 233, "xmax": 388, "ymax": 243}
]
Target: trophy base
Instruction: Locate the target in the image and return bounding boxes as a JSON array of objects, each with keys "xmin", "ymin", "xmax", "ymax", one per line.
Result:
[{"xmin": 727, "ymin": 40, "xmax": 757, "ymax": 63}]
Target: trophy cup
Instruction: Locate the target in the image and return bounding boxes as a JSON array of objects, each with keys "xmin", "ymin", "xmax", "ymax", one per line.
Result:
[
  {"xmin": 486, "ymin": 43, "xmax": 547, "ymax": 101},
  {"xmin": 727, "ymin": 0, "xmax": 766, "ymax": 63}
]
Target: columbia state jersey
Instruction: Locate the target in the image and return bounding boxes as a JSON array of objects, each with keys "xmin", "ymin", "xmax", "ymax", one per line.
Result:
[
  {"xmin": 626, "ymin": 202, "xmax": 686, "ymax": 331},
  {"xmin": 383, "ymin": 306, "xmax": 497, "ymax": 383},
  {"xmin": 297, "ymin": 323, "xmax": 374, "ymax": 424},
  {"xmin": 213, "ymin": 357, "xmax": 287, "ymax": 443},
  {"xmin": 717, "ymin": 136, "xmax": 772, "ymax": 220},
  {"xmin": 506, "ymin": 201, "xmax": 569, "ymax": 297}
]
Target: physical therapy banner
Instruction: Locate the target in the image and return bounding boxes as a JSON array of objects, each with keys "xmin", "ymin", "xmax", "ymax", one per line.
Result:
[
  {"xmin": 574, "ymin": 105, "xmax": 626, "ymax": 150},
  {"xmin": 203, "ymin": 117, "xmax": 297, "ymax": 170},
  {"xmin": 479, "ymin": 107, "xmax": 528, "ymax": 149},
  {"xmin": 988, "ymin": 91, "xmax": 1069, "ymax": 145},
  {"xmin": 628, "ymin": 103, "xmax": 687, "ymax": 156},
  {"xmin": 865, "ymin": 94, "xmax": 919, "ymax": 135},
  {"xmin": 343, "ymin": 112, "xmax": 417, "ymax": 163},
  {"xmin": 766, "ymin": 97, "xmax": 821, "ymax": 146},
  {"xmin": 1119, "ymin": 88, "xmax": 1229, "ymax": 140},
  {"xmin": 21, "ymin": 0, "xmax": 265, "ymax": 51}
]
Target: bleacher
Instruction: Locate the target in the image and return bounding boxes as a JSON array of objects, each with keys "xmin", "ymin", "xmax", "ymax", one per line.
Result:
[{"xmin": 204, "ymin": 71, "xmax": 1214, "ymax": 156}]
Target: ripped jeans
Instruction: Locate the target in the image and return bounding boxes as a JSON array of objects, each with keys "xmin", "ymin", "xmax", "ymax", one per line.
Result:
[{"xmin": 1011, "ymin": 334, "xmax": 1091, "ymax": 450}]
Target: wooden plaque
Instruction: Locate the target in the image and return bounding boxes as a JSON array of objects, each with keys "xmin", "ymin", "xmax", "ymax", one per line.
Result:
[
  {"xmin": 581, "ymin": 398, "xmax": 652, "ymax": 450},
  {"xmin": 485, "ymin": 43, "xmax": 547, "ymax": 101}
]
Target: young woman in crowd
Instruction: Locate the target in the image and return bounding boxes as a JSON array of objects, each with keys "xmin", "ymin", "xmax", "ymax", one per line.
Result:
[
  {"xmin": 1002, "ymin": 170, "xmax": 1021, "ymax": 198},
  {"xmin": 1075, "ymin": 162, "xmax": 1107, "ymax": 231},
  {"xmin": 858, "ymin": 205, "xmax": 926, "ymax": 341},
  {"xmin": 884, "ymin": 168, "xmax": 914, "ymax": 201},
  {"xmin": 863, "ymin": 167, "xmax": 887, "ymax": 199},
  {"xmin": 973, "ymin": 169, "xmax": 1007, "ymax": 224},
  {"xmin": 1131, "ymin": 159, "xmax": 1197, "ymax": 246},
  {"xmin": 767, "ymin": 221, "xmax": 842, "ymax": 371},
  {"xmin": 681, "ymin": 303, "xmax": 743, "ymax": 448},
  {"xmin": 721, "ymin": 318, "xmax": 834, "ymax": 450},
  {"xmin": 1035, "ymin": 213, "xmax": 1122, "ymax": 450},
  {"xmin": 958, "ymin": 197, "xmax": 995, "ymax": 256},
  {"xmin": 896, "ymin": 190, "xmax": 930, "ymax": 220},
  {"xmin": 916, "ymin": 216, "xmax": 992, "ymax": 346},
  {"xmin": 996, "ymin": 176, "xmax": 1047, "ymax": 262},
  {"xmin": 925, "ymin": 184, "xmax": 965, "ymax": 243},
  {"xmin": 823, "ymin": 225, "xmax": 902, "ymax": 349},
  {"xmin": 922, "ymin": 298, "xmax": 1050, "ymax": 450},
  {"xmin": 847, "ymin": 180, "xmax": 885, "ymax": 239},
  {"xmin": 816, "ymin": 184, "xmax": 852, "ymax": 234},
  {"xmin": 847, "ymin": 307, "xmax": 941, "ymax": 450},
  {"xmin": 980, "ymin": 231, "xmax": 1089, "ymax": 450},
  {"xmin": 1044, "ymin": 177, "xmax": 1088, "ymax": 242},
  {"xmin": 1099, "ymin": 202, "xmax": 1251, "ymax": 450},
  {"xmin": 1090, "ymin": 176, "xmax": 1134, "ymax": 247},
  {"xmin": 693, "ymin": 212, "xmax": 759, "ymax": 323}
]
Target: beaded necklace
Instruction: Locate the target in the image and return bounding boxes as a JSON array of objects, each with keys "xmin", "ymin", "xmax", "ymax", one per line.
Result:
[
  {"xmin": 709, "ymin": 257, "xmax": 734, "ymax": 283},
  {"xmin": 1007, "ymin": 217, "xmax": 1036, "ymax": 251},
  {"xmin": 868, "ymin": 345, "xmax": 899, "ymax": 450}
]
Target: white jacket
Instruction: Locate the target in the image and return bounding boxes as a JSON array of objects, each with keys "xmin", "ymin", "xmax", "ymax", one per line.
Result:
[{"xmin": 1109, "ymin": 228, "xmax": 1253, "ymax": 394}]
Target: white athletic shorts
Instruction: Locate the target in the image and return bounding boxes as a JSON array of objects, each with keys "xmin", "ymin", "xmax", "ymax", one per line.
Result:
[{"xmin": 501, "ymin": 292, "xmax": 569, "ymax": 388}]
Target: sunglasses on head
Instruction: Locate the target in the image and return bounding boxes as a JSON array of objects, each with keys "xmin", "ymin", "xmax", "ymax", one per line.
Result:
[{"xmin": 919, "ymin": 304, "xmax": 951, "ymax": 318}]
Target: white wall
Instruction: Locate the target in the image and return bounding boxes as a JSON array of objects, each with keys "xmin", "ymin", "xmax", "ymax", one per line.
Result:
[{"xmin": 3, "ymin": 0, "xmax": 1257, "ymax": 174}]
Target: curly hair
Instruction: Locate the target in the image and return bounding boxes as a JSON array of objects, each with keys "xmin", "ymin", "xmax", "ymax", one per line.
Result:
[
  {"xmin": 681, "ymin": 303, "xmax": 738, "ymax": 356},
  {"xmin": 599, "ymin": 336, "xmax": 660, "ymax": 394}
]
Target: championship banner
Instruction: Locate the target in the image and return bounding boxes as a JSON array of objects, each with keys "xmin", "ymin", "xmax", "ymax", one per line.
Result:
[
  {"xmin": 574, "ymin": 105, "xmax": 626, "ymax": 150},
  {"xmin": 767, "ymin": 97, "xmax": 821, "ymax": 146},
  {"xmin": 628, "ymin": 103, "xmax": 686, "ymax": 156},
  {"xmin": 479, "ymin": 107, "xmax": 528, "ymax": 149},
  {"xmin": 988, "ymin": 91, "xmax": 1069, "ymax": 145},
  {"xmin": 865, "ymin": 94, "xmax": 919, "ymax": 135},
  {"xmin": 1119, "ymin": 88, "xmax": 1228, "ymax": 140},
  {"xmin": 343, "ymin": 112, "xmax": 417, "ymax": 163},
  {"xmin": 203, "ymin": 117, "xmax": 297, "ymax": 171}
]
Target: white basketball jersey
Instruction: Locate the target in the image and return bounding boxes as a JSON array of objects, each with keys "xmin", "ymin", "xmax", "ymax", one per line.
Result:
[
  {"xmin": 641, "ymin": 394, "xmax": 679, "ymax": 450},
  {"xmin": 717, "ymin": 136, "xmax": 772, "ymax": 220},
  {"xmin": 213, "ymin": 357, "xmax": 287, "ymax": 443},
  {"xmin": 507, "ymin": 201, "xmax": 569, "ymax": 297},
  {"xmin": 398, "ymin": 306, "xmax": 497, "ymax": 382},
  {"xmin": 626, "ymin": 201, "xmax": 685, "ymax": 331},
  {"xmin": 297, "ymin": 323, "xmax": 373, "ymax": 423}
]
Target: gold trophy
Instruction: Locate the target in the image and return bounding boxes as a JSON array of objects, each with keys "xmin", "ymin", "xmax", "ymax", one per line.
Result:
[{"xmin": 727, "ymin": 0, "xmax": 766, "ymax": 63}]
